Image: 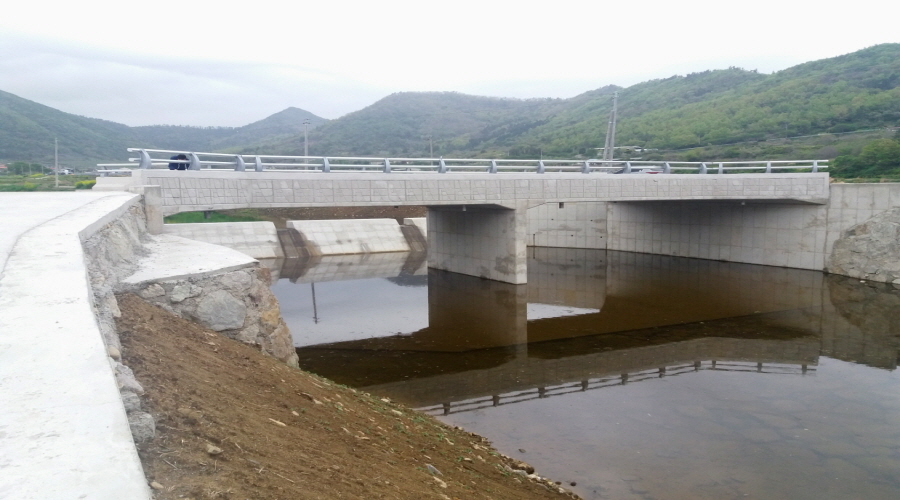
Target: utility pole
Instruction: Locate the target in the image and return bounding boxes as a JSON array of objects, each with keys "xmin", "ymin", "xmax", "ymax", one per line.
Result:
[
  {"xmin": 54, "ymin": 138, "xmax": 59, "ymax": 188},
  {"xmin": 602, "ymin": 92, "xmax": 618, "ymax": 162},
  {"xmin": 303, "ymin": 119, "xmax": 310, "ymax": 158}
]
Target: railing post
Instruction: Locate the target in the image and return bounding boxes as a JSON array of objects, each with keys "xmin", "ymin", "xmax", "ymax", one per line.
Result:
[
  {"xmin": 812, "ymin": 160, "xmax": 818, "ymax": 173},
  {"xmin": 322, "ymin": 157, "xmax": 331, "ymax": 173},
  {"xmin": 663, "ymin": 162, "xmax": 671, "ymax": 174},
  {"xmin": 582, "ymin": 161, "xmax": 590, "ymax": 174},
  {"xmin": 624, "ymin": 162, "xmax": 632, "ymax": 174},
  {"xmin": 188, "ymin": 152, "xmax": 201, "ymax": 170},
  {"xmin": 254, "ymin": 156, "xmax": 264, "ymax": 172},
  {"xmin": 489, "ymin": 159, "xmax": 498, "ymax": 174},
  {"xmin": 765, "ymin": 161, "xmax": 772, "ymax": 174},
  {"xmin": 438, "ymin": 157, "xmax": 447, "ymax": 173},
  {"xmin": 235, "ymin": 155, "xmax": 246, "ymax": 172},
  {"xmin": 537, "ymin": 160, "xmax": 545, "ymax": 174},
  {"xmin": 699, "ymin": 162, "xmax": 708, "ymax": 174},
  {"xmin": 138, "ymin": 149, "xmax": 153, "ymax": 169},
  {"xmin": 717, "ymin": 162, "xmax": 724, "ymax": 174},
  {"xmin": 383, "ymin": 158, "xmax": 391, "ymax": 173}
]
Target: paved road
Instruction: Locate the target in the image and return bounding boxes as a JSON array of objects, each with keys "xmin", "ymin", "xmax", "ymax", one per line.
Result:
[{"xmin": 0, "ymin": 191, "xmax": 115, "ymax": 271}]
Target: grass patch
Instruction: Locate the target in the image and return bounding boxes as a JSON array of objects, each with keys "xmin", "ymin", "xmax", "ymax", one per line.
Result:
[
  {"xmin": 164, "ymin": 210, "xmax": 264, "ymax": 224},
  {"xmin": 0, "ymin": 174, "xmax": 95, "ymax": 191}
]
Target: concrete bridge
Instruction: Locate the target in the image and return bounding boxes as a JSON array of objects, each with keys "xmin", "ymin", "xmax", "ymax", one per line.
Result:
[{"xmin": 96, "ymin": 153, "xmax": 830, "ymax": 284}]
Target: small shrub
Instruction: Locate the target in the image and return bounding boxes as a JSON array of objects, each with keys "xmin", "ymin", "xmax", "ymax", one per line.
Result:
[
  {"xmin": 75, "ymin": 180, "xmax": 96, "ymax": 189},
  {"xmin": 0, "ymin": 182, "xmax": 38, "ymax": 192}
]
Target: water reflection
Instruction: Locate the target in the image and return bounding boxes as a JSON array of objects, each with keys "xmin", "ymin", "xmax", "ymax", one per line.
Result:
[{"xmin": 271, "ymin": 249, "xmax": 900, "ymax": 500}]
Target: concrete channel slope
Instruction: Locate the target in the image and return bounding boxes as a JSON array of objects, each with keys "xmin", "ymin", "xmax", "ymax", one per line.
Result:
[{"xmin": 0, "ymin": 193, "xmax": 151, "ymax": 499}]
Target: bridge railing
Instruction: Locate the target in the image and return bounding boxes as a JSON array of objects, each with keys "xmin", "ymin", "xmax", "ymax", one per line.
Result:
[
  {"xmin": 415, "ymin": 360, "xmax": 815, "ymax": 416},
  {"xmin": 96, "ymin": 148, "xmax": 828, "ymax": 176}
]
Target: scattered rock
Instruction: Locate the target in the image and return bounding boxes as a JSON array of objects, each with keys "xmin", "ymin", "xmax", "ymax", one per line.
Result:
[
  {"xmin": 127, "ymin": 411, "xmax": 155, "ymax": 443},
  {"xmin": 115, "ymin": 363, "xmax": 144, "ymax": 394},
  {"xmin": 107, "ymin": 346, "xmax": 121, "ymax": 360},
  {"xmin": 139, "ymin": 284, "xmax": 166, "ymax": 299},
  {"xmin": 426, "ymin": 464, "xmax": 442, "ymax": 476},
  {"xmin": 194, "ymin": 290, "xmax": 247, "ymax": 331},
  {"xmin": 149, "ymin": 481, "xmax": 164, "ymax": 490},
  {"xmin": 170, "ymin": 283, "xmax": 200, "ymax": 303},
  {"xmin": 510, "ymin": 461, "xmax": 535, "ymax": 474},
  {"xmin": 121, "ymin": 391, "xmax": 141, "ymax": 412},
  {"xmin": 206, "ymin": 443, "xmax": 223, "ymax": 455}
]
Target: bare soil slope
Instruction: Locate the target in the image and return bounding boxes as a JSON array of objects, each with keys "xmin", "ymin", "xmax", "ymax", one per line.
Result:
[{"xmin": 117, "ymin": 293, "xmax": 576, "ymax": 499}]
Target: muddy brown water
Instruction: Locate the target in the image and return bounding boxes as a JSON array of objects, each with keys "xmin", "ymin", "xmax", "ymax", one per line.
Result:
[{"xmin": 270, "ymin": 249, "xmax": 900, "ymax": 500}]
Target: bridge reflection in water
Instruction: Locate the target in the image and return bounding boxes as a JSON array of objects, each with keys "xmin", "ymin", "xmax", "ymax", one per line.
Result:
[{"xmin": 270, "ymin": 248, "xmax": 899, "ymax": 415}]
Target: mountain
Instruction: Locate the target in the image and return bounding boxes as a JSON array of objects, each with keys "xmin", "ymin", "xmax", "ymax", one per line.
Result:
[
  {"xmin": 0, "ymin": 93, "xmax": 326, "ymax": 169},
  {"xmin": 0, "ymin": 89, "xmax": 137, "ymax": 167},
  {"xmin": 2, "ymin": 43, "xmax": 898, "ymax": 168},
  {"xmin": 280, "ymin": 44, "xmax": 898, "ymax": 159}
]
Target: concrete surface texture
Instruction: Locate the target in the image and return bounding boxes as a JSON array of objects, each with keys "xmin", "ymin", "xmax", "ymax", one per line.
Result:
[
  {"xmin": 122, "ymin": 233, "xmax": 259, "ymax": 285},
  {"xmin": 0, "ymin": 192, "xmax": 151, "ymax": 500},
  {"xmin": 99, "ymin": 171, "xmax": 832, "ymax": 217},
  {"xmin": 427, "ymin": 204, "xmax": 528, "ymax": 284},
  {"xmin": 525, "ymin": 183, "xmax": 900, "ymax": 280},
  {"xmin": 288, "ymin": 218, "xmax": 411, "ymax": 254},
  {"xmin": 162, "ymin": 221, "xmax": 284, "ymax": 259}
]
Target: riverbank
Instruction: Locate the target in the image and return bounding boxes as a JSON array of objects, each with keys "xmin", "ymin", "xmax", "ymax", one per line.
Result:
[{"xmin": 116, "ymin": 293, "xmax": 578, "ymax": 499}]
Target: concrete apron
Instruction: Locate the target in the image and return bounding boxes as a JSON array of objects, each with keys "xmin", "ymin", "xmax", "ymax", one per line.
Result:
[{"xmin": 0, "ymin": 193, "xmax": 152, "ymax": 499}]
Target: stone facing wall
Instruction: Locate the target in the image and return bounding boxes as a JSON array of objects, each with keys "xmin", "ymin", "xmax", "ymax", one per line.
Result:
[
  {"xmin": 82, "ymin": 201, "xmax": 299, "ymax": 446},
  {"xmin": 82, "ymin": 203, "xmax": 158, "ymax": 443},
  {"xmin": 127, "ymin": 267, "xmax": 298, "ymax": 367}
]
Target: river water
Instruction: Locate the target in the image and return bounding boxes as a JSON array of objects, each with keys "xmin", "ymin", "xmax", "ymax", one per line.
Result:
[{"xmin": 269, "ymin": 248, "xmax": 900, "ymax": 500}]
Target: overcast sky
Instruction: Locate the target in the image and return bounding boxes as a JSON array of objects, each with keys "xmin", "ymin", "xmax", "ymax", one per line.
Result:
[{"xmin": 1, "ymin": 1, "xmax": 896, "ymax": 127}]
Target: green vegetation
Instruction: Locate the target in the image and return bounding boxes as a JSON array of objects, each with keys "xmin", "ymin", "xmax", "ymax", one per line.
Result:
[
  {"xmin": 164, "ymin": 210, "xmax": 264, "ymax": 224},
  {"xmin": 0, "ymin": 174, "xmax": 93, "ymax": 191},
  {"xmin": 74, "ymin": 179, "xmax": 96, "ymax": 189},
  {"xmin": 2, "ymin": 44, "xmax": 898, "ymax": 179},
  {"xmin": 4, "ymin": 161, "xmax": 50, "ymax": 175},
  {"xmin": 831, "ymin": 131, "xmax": 900, "ymax": 179}
]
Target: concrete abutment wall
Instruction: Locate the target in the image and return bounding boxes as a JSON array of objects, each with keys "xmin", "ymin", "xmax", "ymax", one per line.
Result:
[{"xmin": 525, "ymin": 184, "xmax": 900, "ymax": 284}]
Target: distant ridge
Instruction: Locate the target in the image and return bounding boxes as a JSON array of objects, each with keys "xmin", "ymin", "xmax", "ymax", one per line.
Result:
[{"xmin": 1, "ymin": 43, "xmax": 898, "ymax": 167}]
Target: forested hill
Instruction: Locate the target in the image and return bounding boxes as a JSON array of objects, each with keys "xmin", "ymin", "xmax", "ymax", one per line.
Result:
[
  {"xmin": 282, "ymin": 43, "xmax": 899, "ymax": 159},
  {"xmin": 0, "ymin": 89, "xmax": 136, "ymax": 166},
  {"xmin": 2, "ymin": 43, "xmax": 898, "ymax": 168},
  {"xmin": 0, "ymin": 93, "xmax": 326, "ymax": 168}
]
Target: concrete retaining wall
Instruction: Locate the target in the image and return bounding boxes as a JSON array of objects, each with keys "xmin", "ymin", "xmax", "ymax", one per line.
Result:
[
  {"xmin": 288, "ymin": 218, "xmax": 411, "ymax": 255},
  {"xmin": 162, "ymin": 221, "xmax": 283, "ymax": 259}
]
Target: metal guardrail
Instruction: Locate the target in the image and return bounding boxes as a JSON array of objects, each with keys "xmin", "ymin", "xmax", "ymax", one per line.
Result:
[
  {"xmin": 97, "ymin": 148, "xmax": 828, "ymax": 176},
  {"xmin": 416, "ymin": 360, "xmax": 816, "ymax": 416}
]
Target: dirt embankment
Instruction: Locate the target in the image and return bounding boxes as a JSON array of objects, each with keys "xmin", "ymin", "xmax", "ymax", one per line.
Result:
[{"xmin": 117, "ymin": 293, "xmax": 578, "ymax": 499}]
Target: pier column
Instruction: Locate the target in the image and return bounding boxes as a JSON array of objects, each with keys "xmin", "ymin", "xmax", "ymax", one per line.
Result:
[{"xmin": 426, "ymin": 203, "xmax": 528, "ymax": 284}]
